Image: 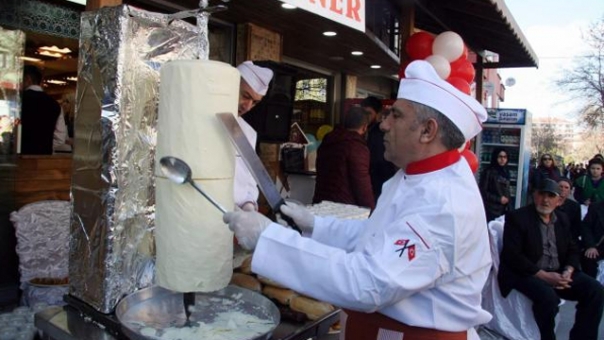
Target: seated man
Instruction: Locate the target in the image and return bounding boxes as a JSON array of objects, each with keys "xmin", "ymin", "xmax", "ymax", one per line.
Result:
[
  {"xmin": 498, "ymin": 179, "xmax": 604, "ymax": 340},
  {"xmin": 580, "ymin": 200, "xmax": 604, "ymax": 278},
  {"xmin": 556, "ymin": 178, "xmax": 582, "ymax": 244}
]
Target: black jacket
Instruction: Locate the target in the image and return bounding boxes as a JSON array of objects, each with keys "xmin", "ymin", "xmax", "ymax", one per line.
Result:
[
  {"xmin": 367, "ymin": 122, "xmax": 396, "ymax": 202},
  {"xmin": 556, "ymin": 199, "xmax": 582, "ymax": 244},
  {"xmin": 498, "ymin": 205, "xmax": 581, "ymax": 297},
  {"xmin": 20, "ymin": 89, "xmax": 61, "ymax": 155},
  {"xmin": 479, "ymin": 166, "xmax": 510, "ymax": 220},
  {"xmin": 581, "ymin": 201, "xmax": 604, "ymax": 250}
]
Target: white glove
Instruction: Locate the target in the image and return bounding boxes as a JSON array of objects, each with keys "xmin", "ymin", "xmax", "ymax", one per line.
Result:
[
  {"xmin": 280, "ymin": 201, "xmax": 315, "ymax": 236},
  {"xmin": 223, "ymin": 210, "xmax": 272, "ymax": 250},
  {"xmin": 240, "ymin": 202, "xmax": 257, "ymax": 212}
]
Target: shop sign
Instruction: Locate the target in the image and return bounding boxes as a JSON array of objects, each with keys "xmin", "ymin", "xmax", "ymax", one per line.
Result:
[
  {"xmin": 279, "ymin": 0, "xmax": 365, "ymax": 32},
  {"xmin": 486, "ymin": 108, "xmax": 527, "ymax": 125}
]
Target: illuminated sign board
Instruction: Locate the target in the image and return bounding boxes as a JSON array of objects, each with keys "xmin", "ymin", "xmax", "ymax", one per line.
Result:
[{"xmin": 279, "ymin": 0, "xmax": 365, "ymax": 32}]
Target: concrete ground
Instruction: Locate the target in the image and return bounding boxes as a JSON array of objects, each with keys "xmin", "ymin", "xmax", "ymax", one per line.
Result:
[
  {"xmin": 554, "ymin": 300, "xmax": 604, "ymax": 340},
  {"xmin": 479, "ymin": 300, "xmax": 604, "ymax": 340}
]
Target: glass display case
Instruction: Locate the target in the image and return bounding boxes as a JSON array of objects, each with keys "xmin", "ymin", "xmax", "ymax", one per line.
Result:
[{"xmin": 476, "ymin": 109, "xmax": 532, "ymax": 209}]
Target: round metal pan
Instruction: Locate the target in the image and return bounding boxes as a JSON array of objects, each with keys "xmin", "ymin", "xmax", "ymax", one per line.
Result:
[{"xmin": 116, "ymin": 285, "xmax": 280, "ymax": 340}]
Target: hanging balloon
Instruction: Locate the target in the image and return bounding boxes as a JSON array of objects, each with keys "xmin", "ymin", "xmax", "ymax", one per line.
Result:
[
  {"xmin": 432, "ymin": 31, "xmax": 465, "ymax": 62},
  {"xmin": 316, "ymin": 125, "xmax": 333, "ymax": 141},
  {"xmin": 450, "ymin": 58, "xmax": 475, "ymax": 84},
  {"xmin": 452, "ymin": 44, "xmax": 469, "ymax": 64},
  {"xmin": 447, "ymin": 76, "xmax": 471, "ymax": 95},
  {"xmin": 398, "ymin": 61, "xmax": 410, "ymax": 80},
  {"xmin": 405, "ymin": 32, "xmax": 435, "ymax": 61},
  {"xmin": 461, "ymin": 149, "xmax": 479, "ymax": 173},
  {"xmin": 425, "ymin": 55, "xmax": 451, "ymax": 80}
]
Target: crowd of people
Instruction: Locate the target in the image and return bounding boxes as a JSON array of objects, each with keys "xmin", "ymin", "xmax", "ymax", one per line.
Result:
[
  {"xmin": 478, "ymin": 152, "xmax": 604, "ymax": 340},
  {"xmin": 312, "ymin": 109, "xmax": 604, "ymax": 340},
  {"xmin": 22, "ymin": 57, "xmax": 604, "ymax": 339},
  {"xmin": 297, "ymin": 73, "xmax": 604, "ymax": 339}
]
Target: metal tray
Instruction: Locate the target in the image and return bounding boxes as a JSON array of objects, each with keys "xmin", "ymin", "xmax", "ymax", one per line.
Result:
[{"xmin": 115, "ymin": 285, "xmax": 280, "ymax": 340}]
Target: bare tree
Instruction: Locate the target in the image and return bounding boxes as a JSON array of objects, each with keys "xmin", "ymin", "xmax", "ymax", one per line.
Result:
[
  {"xmin": 557, "ymin": 16, "xmax": 604, "ymax": 129},
  {"xmin": 571, "ymin": 127, "xmax": 604, "ymax": 163},
  {"xmin": 531, "ymin": 123, "xmax": 564, "ymax": 160}
]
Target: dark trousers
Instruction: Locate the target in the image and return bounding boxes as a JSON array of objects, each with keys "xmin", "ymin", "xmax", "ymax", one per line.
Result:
[
  {"xmin": 581, "ymin": 255, "xmax": 602, "ymax": 278},
  {"xmin": 581, "ymin": 244, "xmax": 604, "ymax": 278},
  {"xmin": 512, "ymin": 271, "xmax": 604, "ymax": 340}
]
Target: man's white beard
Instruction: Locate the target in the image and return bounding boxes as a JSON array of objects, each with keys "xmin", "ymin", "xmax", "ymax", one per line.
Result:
[{"xmin": 536, "ymin": 205, "xmax": 555, "ymax": 216}]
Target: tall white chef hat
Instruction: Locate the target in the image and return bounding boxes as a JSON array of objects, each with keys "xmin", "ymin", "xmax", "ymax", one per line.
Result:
[
  {"xmin": 397, "ymin": 60, "xmax": 487, "ymax": 140},
  {"xmin": 237, "ymin": 61, "xmax": 274, "ymax": 96}
]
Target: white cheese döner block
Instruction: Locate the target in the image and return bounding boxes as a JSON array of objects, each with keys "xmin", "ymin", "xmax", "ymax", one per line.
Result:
[{"xmin": 155, "ymin": 60, "xmax": 239, "ymax": 292}]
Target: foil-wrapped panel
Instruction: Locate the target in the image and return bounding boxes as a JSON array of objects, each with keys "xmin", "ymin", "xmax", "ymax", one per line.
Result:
[{"xmin": 70, "ymin": 5, "xmax": 201, "ymax": 313}]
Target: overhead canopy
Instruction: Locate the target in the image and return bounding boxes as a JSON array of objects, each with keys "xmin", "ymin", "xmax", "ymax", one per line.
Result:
[
  {"xmin": 131, "ymin": 0, "xmax": 538, "ymax": 74},
  {"xmin": 412, "ymin": 0, "xmax": 538, "ymax": 69}
]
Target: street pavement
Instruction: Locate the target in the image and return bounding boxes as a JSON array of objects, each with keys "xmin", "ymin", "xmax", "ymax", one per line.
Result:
[
  {"xmin": 479, "ymin": 300, "xmax": 604, "ymax": 340},
  {"xmin": 555, "ymin": 300, "xmax": 604, "ymax": 340}
]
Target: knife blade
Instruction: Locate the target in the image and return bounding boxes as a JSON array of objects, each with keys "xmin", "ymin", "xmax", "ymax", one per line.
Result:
[{"xmin": 216, "ymin": 112, "xmax": 301, "ymax": 233}]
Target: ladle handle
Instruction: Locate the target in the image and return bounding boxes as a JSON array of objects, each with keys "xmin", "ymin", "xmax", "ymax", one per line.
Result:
[{"xmin": 188, "ymin": 180, "xmax": 228, "ymax": 214}]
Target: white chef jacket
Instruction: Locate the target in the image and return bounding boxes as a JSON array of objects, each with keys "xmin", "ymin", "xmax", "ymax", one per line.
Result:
[
  {"xmin": 252, "ymin": 151, "xmax": 492, "ymax": 335},
  {"xmin": 234, "ymin": 117, "xmax": 259, "ymax": 209}
]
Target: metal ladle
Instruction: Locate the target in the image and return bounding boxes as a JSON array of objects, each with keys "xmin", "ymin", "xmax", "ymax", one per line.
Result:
[{"xmin": 159, "ymin": 156, "xmax": 227, "ymax": 214}]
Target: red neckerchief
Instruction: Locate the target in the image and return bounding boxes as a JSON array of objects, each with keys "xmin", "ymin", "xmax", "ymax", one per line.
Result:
[{"xmin": 405, "ymin": 149, "xmax": 461, "ymax": 175}]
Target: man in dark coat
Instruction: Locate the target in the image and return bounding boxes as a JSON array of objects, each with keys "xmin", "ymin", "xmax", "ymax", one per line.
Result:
[
  {"xmin": 361, "ymin": 96, "xmax": 396, "ymax": 203},
  {"xmin": 498, "ymin": 179, "xmax": 603, "ymax": 340},
  {"xmin": 556, "ymin": 178, "xmax": 582, "ymax": 244},
  {"xmin": 20, "ymin": 65, "xmax": 61, "ymax": 155},
  {"xmin": 580, "ymin": 200, "xmax": 604, "ymax": 278},
  {"xmin": 313, "ymin": 106, "xmax": 374, "ymax": 209}
]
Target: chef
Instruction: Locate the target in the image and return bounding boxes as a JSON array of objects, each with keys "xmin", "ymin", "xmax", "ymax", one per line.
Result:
[
  {"xmin": 224, "ymin": 60, "xmax": 492, "ymax": 340},
  {"xmin": 234, "ymin": 61, "xmax": 273, "ymax": 211}
]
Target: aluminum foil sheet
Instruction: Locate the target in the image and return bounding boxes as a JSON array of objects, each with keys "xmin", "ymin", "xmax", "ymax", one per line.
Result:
[
  {"xmin": 0, "ymin": 26, "xmax": 24, "ymax": 155},
  {"xmin": 10, "ymin": 201, "xmax": 71, "ymax": 307},
  {"xmin": 70, "ymin": 5, "xmax": 206, "ymax": 313},
  {"xmin": 10, "ymin": 201, "xmax": 71, "ymax": 287}
]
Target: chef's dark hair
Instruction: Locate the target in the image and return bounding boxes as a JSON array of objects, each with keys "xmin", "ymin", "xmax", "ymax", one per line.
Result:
[
  {"xmin": 344, "ymin": 106, "xmax": 370, "ymax": 130},
  {"xmin": 410, "ymin": 101, "xmax": 465, "ymax": 149}
]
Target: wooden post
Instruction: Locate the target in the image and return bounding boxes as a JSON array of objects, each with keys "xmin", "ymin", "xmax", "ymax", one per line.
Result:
[
  {"xmin": 86, "ymin": 0, "xmax": 122, "ymax": 11},
  {"xmin": 475, "ymin": 55, "xmax": 484, "ymax": 105},
  {"xmin": 399, "ymin": 3, "xmax": 415, "ymax": 63}
]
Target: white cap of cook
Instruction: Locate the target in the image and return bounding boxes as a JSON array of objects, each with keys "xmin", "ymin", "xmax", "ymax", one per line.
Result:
[
  {"xmin": 397, "ymin": 60, "xmax": 487, "ymax": 140},
  {"xmin": 236, "ymin": 61, "xmax": 274, "ymax": 96}
]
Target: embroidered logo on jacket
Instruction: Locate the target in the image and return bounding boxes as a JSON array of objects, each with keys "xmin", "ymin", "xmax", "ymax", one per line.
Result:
[{"xmin": 394, "ymin": 239, "xmax": 416, "ymax": 261}]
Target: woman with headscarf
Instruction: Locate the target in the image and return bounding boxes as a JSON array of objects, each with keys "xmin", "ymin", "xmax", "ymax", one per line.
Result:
[{"xmin": 479, "ymin": 148, "xmax": 511, "ymax": 222}]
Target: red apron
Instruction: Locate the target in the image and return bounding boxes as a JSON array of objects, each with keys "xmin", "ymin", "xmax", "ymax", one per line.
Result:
[{"xmin": 342, "ymin": 309, "xmax": 467, "ymax": 340}]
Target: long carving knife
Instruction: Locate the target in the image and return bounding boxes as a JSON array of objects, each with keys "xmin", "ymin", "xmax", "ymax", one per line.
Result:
[{"xmin": 216, "ymin": 112, "xmax": 301, "ymax": 233}]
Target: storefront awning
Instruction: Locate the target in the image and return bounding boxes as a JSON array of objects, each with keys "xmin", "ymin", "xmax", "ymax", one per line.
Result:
[
  {"xmin": 412, "ymin": 0, "xmax": 538, "ymax": 68},
  {"xmin": 134, "ymin": 0, "xmax": 401, "ymax": 77},
  {"xmin": 133, "ymin": 0, "xmax": 537, "ymax": 75}
]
